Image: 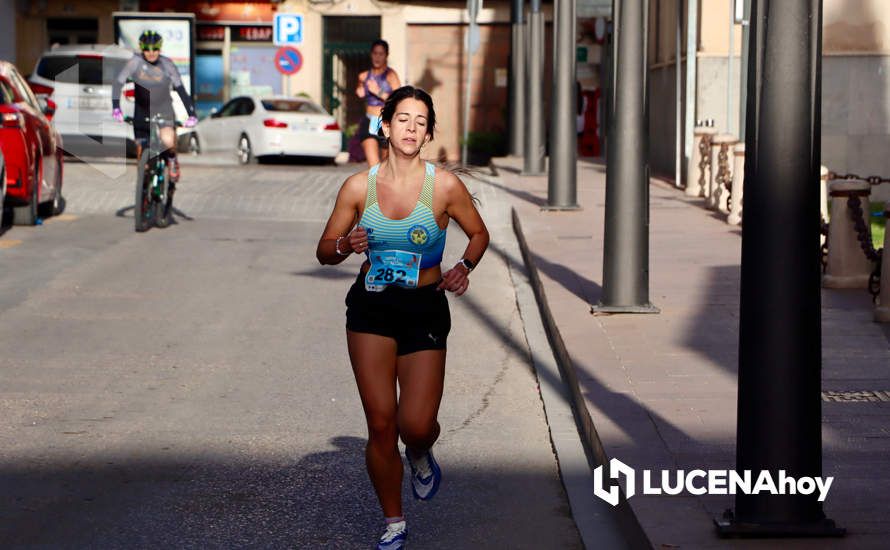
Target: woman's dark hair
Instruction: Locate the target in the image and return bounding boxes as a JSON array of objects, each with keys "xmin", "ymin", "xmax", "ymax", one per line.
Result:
[
  {"xmin": 378, "ymin": 86, "xmax": 436, "ymax": 140},
  {"xmin": 371, "ymin": 39, "xmax": 389, "ymax": 54}
]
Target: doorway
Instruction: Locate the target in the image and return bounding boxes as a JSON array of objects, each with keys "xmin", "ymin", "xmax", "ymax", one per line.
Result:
[{"xmin": 323, "ymin": 16, "xmax": 381, "ymax": 136}]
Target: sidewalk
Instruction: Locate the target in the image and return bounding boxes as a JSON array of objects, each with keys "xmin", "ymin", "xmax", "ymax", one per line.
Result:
[{"xmin": 489, "ymin": 156, "xmax": 890, "ymax": 549}]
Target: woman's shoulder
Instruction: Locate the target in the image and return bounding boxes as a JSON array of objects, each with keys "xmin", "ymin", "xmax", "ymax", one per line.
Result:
[
  {"xmin": 431, "ymin": 164, "xmax": 467, "ymax": 195},
  {"xmin": 340, "ymin": 169, "xmax": 371, "ymax": 196}
]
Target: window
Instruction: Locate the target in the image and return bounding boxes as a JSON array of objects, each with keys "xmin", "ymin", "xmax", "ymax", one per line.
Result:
[
  {"xmin": 46, "ymin": 18, "xmax": 98, "ymax": 46},
  {"xmin": 35, "ymin": 55, "xmax": 128, "ymax": 86},
  {"xmin": 261, "ymin": 99, "xmax": 325, "ymax": 114},
  {"xmin": 0, "ymin": 80, "xmax": 17, "ymax": 104},
  {"xmin": 236, "ymin": 98, "xmax": 255, "ymax": 116},
  {"xmin": 8, "ymin": 69, "xmax": 39, "ymax": 109},
  {"xmin": 217, "ymin": 99, "xmax": 240, "ymax": 117}
]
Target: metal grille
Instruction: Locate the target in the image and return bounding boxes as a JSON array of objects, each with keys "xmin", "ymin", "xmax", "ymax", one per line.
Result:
[{"xmin": 821, "ymin": 390, "xmax": 890, "ymax": 403}]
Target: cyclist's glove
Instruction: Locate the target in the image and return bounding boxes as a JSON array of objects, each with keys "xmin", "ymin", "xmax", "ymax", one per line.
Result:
[
  {"xmin": 184, "ymin": 116, "xmax": 198, "ymax": 128},
  {"xmin": 112, "ymin": 108, "xmax": 124, "ymax": 123}
]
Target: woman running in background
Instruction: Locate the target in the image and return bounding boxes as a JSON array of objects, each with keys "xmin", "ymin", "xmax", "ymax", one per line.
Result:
[{"xmin": 356, "ymin": 39, "xmax": 401, "ymax": 166}]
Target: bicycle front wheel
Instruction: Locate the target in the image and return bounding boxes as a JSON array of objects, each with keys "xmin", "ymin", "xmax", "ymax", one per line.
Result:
[
  {"xmin": 154, "ymin": 163, "xmax": 173, "ymax": 228},
  {"xmin": 135, "ymin": 148, "xmax": 152, "ymax": 232}
]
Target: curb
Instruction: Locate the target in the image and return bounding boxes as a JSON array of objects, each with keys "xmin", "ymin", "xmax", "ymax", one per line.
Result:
[{"xmin": 510, "ymin": 207, "xmax": 652, "ymax": 550}]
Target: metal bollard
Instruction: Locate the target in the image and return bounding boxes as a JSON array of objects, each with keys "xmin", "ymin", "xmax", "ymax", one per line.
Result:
[
  {"xmin": 712, "ymin": 134, "xmax": 738, "ymax": 213},
  {"xmin": 875, "ymin": 206, "xmax": 890, "ymax": 322},
  {"xmin": 823, "ymin": 179, "xmax": 874, "ymax": 288},
  {"xmin": 686, "ymin": 126, "xmax": 718, "ymax": 198},
  {"xmin": 820, "ymin": 165, "xmax": 829, "ymax": 246},
  {"xmin": 727, "ymin": 142, "xmax": 745, "ymax": 225}
]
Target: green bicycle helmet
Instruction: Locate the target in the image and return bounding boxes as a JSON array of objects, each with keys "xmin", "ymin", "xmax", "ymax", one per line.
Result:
[{"xmin": 138, "ymin": 30, "xmax": 163, "ymax": 51}]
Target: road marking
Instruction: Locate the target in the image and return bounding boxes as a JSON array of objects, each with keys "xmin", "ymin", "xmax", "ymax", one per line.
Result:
[{"xmin": 0, "ymin": 239, "xmax": 23, "ymax": 249}]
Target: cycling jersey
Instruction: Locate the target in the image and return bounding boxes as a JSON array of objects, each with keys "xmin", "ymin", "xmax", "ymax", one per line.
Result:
[{"xmin": 112, "ymin": 53, "xmax": 196, "ymax": 123}]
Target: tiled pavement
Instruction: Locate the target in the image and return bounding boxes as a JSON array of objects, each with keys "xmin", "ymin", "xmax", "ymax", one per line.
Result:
[{"xmin": 489, "ymin": 156, "xmax": 890, "ymax": 549}]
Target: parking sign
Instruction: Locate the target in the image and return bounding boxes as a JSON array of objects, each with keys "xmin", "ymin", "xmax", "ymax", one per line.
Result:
[{"xmin": 274, "ymin": 13, "xmax": 303, "ymax": 46}]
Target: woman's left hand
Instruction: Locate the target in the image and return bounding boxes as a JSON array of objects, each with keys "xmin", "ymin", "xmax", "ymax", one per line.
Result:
[{"xmin": 437, "ymin": 263, "xmax": 470, "ymax": 296}]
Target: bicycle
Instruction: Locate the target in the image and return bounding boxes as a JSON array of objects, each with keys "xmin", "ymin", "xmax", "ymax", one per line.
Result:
[{"xmin": 125, "ymin": 114, "xmax": 181, "ymax": 232}]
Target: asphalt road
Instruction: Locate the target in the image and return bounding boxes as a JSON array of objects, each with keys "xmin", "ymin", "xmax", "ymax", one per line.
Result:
[{"xmin": 0, "ymin": 158, "xmax": 583, "ymax": 548}]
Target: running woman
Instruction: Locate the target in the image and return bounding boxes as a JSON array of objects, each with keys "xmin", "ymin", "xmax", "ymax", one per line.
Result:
[
  {"xmin": 316, "ymin": 86, "xmax": 489, "ymax": 550},
  {"xmin": 355, "ymin": 39, "xmax": 401, "ymax": 167},
  {"xmin": 112, "ymin": 30, "xmax": 197, "ymax": 182}
]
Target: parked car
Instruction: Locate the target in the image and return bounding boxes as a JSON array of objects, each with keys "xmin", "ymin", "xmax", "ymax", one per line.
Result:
[
  {"xmin": 189, "ymin": 95, "xmax": 342, "ymax": 164},
  {"xmin": 27, "ymin": 44, "xmax": 137, "ymax": 157},
  {"xmin": 0, "ymin": 148, "xmax": 6, "ymax": 220},
  {"xmin": 0, "ymin": 60, "xmax": 63, "ymax": 225}
]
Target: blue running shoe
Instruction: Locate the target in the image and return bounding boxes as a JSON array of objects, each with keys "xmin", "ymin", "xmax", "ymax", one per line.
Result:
[
  {"xmin": 406, "ymin": 448, "xmax": 441, "ymax": 501},
  {"xmin": 376, "ymin": 520, "xmax": 406, "ymax": 550}
]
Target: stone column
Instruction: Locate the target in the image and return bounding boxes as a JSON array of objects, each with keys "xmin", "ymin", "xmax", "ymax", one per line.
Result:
[
  {"xmin": 713, "ymin": 134, "xmax": 738, "ymax": 213},
  {"xmin": 823, "ymin": 179, "xmax": 874, "ymax": 289},
  {"xmin": 707, "ymin": 133, "xmax": 734, "ymax": 208},
  {"xmin": 875, "ymin": 206, "xmax": 890, "ymax": 322},
  {"xmin": 728, "ymin": 142, "xmax": 745, "ymax": 225},
  {"xmin": 686, "ymin": 126, "xmax": 718, "ymax": 197}
]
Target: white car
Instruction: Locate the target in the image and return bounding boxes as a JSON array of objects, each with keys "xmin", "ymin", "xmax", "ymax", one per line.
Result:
[
  {"xmin": 29, "ymin": 44, "xmax": 190, "ymax": 157},
  {"xmin": 190, "ymin": 95, "xmax": 343, "ymax": 164}
]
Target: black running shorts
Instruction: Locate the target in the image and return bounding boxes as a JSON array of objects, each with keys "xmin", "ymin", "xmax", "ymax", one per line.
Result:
[
  {"xmin": 356, "ymin": 115, "xmax": 387, "ymax": 145},
  {"xmin": 345, "ymin": 272, "xmax": 451, "ymax": 356}
]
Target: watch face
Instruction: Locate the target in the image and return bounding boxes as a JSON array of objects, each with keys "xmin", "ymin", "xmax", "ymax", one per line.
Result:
[{"xmin": 462, "ymin": 258, "xmax": 475, "ymax": 270}]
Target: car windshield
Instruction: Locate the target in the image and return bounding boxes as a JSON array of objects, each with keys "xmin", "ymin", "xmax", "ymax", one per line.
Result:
[
  {"xmin": 35, "ymin": 55, "xmax": 128, "ymax": 86},
  {"xmin": 261, "ymin": 99, "xmax": 325, "ymax": 114}
]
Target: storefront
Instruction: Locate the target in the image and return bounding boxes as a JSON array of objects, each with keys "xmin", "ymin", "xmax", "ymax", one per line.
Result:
[
  {"xmin": 195, "ymin": 22, "xmax": 280, "ymax": 117},
  {"xmin": 143, "ymin": 1, "xmax": 279, "ymax": 118}
]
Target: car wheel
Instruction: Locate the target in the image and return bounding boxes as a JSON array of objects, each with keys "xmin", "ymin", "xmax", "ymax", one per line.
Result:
[
  {"xmin": 188, "ymin": 134, "xmax": 200, "ymax": 156},
  {"xmin": 38, "ymin": 159, "xmax": 63, "ymax": 218},
  {"xmin": 13, "ymin": 160, "xmax": 40, "ymax": 226},
  {"xmin": 238, "ymin": 134, "xmax": 253, "ymax": 165}
]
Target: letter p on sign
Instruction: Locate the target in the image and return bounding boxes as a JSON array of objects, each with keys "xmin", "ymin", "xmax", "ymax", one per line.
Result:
[{"xmin": 274, "ymin": 14, "xmax": 303, "ymax": 46}]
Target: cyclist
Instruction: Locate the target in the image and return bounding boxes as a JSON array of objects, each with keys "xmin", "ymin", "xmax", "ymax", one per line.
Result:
[{"xmin": 111, "ymin": 30, "xmax": 197, "ymax": 183}]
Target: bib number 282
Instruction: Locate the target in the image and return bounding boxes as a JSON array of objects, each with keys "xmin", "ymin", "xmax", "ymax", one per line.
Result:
[{"xmin": 376, "ymin": 267, "xmax": 407, "ymax": 284}]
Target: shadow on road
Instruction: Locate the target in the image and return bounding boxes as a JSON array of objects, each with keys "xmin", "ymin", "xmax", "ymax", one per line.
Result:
[{"xmin": 0, "ymin": 436, "xmax": 581, "ymax": 548}]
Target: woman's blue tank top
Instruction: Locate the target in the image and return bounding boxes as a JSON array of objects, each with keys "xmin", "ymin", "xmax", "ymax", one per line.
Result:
[{"xmin": 359, "ymin": 162, "xmax": 446, "ymax": 269}]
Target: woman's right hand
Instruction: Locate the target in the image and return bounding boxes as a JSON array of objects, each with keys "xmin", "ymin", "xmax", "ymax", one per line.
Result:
[{"xmin": 348, "ymin": 226, "xmax": 369, "ymax": 254}]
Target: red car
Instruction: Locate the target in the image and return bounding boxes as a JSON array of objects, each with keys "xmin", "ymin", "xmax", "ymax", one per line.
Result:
[{"xmin": 0, "ymin": 60, "xmax": 63, "ymax": 225}]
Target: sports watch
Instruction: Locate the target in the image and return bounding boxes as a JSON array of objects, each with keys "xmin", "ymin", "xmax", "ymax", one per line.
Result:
[{"xmin": 458, "ymin": 258, "xmax": 475, "ymax": 273}]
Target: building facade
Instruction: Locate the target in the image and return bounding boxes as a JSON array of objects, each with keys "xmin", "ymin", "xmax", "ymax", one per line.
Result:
[{"xmin": 649, "ymin": 0, "xmax": 890, "ymax": 200}]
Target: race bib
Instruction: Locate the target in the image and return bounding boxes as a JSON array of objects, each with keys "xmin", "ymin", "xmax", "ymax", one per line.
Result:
[{"xmin": 365, "ymin": 249, "xmax": 421, "ymax": 292}]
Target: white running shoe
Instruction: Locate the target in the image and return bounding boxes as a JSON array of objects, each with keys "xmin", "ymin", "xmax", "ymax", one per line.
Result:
[
  {"xmin": 376, "ymin": 520, "xmax": 406, "ymax": 550},
  {"xmin": 406, "ymin": 448, "xmax": 441, "ymax": 501}
]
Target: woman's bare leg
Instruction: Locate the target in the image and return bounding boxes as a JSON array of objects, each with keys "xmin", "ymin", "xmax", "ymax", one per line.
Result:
[
  {"xmin": 347, "ymin": 330, "xmax": 402, "ymax": 517},
  {"xmin": 396, "ymin": 349, "xmax": 446, "ymax": 455},
  {"xmin": 362, "ymin": 138, "xmax": 380, "ymax": 167}
]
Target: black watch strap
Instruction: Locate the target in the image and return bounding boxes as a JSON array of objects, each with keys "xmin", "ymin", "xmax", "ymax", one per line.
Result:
[{"xmin": 459, "ymin": 258, "xmax": 475, "ymax": 272}]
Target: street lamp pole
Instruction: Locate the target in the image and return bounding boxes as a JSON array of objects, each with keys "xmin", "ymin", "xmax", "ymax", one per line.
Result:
[
  {"xmin": 545, "ymin": 0, "xmax": 579, "ymax": 209},
  {"xmin": 523, "ymin": 0, "xmax": 545, "ymax": 175},
  {"xmin": 509, "ymin": 0, "xmax": 525, "ymax": 158},
  {"xmin": 716, "ymin": 0, "xmax": 843, "ymax": 536},
  {"xmin": 592, "ymin": 0, "xmax": 658, "ymax": 314}
]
